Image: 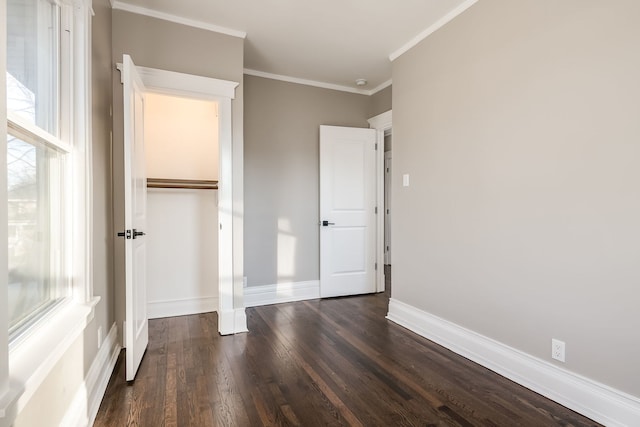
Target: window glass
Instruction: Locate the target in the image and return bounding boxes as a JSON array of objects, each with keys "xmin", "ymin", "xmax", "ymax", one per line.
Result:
[
  {"xmin": 7, "ymin": 134, "xmax": 66, "ymax": 336},
  {"xmin": 6, "ymin": 0, "xmax": 60, "ymax": 136}
]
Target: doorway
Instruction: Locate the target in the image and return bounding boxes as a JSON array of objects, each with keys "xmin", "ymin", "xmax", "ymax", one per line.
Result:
[
  {"xmin": 115, "ymin": 59, "xmax": 245, "ymax": 349},
  {"xmin": 143, "ymin": 93, "xmax": 219, "ymax": 319},
  {"xmin": 368, "ymin": 110, "xmax": 392, "ymax": 293}
]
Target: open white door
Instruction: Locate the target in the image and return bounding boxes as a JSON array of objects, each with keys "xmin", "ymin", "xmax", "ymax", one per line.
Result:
[
  {"xmin": 122, "ymin": 54, "xmax": 149, "ymax": 381},
  {"xmin": 320, "ymin": 125, "xmax": 377, "ymax": 298}
]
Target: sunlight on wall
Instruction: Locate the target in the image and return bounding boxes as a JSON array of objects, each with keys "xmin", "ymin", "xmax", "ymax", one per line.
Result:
[
  {"xmin": 277, "ymin": 218, "xmax": 297, "ymax": 286},
  {"xmin": 144, "ymin": 92, "xmax": 219, "ymax": 181}
]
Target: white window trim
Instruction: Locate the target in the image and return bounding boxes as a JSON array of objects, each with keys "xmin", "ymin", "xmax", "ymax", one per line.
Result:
[{"xmin": 1, "ymin": 1, "xmax": 97, "ymax": 425}]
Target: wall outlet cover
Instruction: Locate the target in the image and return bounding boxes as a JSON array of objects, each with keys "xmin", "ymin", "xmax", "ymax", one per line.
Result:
[{"xmin": 551, "ymin": 338, "xmax": 565, "ymax": 362}]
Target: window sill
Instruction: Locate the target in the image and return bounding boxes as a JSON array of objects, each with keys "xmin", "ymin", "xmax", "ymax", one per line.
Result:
[{"xmin": 4, "ymin": 297, "xmax": 100, "ymax": 421}]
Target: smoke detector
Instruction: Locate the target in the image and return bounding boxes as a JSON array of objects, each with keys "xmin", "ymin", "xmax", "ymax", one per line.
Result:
[{"xmin": 355, "ymin": 78, "xmax": 367, "ymax": 87}]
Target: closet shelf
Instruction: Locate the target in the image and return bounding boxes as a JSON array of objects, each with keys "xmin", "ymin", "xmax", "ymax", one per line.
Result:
[{"xmin": 147, "ymin": 178, "xmax": 218, "ymax": 190}]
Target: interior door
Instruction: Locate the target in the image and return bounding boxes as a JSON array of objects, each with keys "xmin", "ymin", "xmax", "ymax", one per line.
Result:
[
  {"xmin": 122, "ymin": 54, "xmax": 149, "ymax": 381},
  {"xmin": 320, "ymin": 125, "xmax": 377, "ymax": 298}
]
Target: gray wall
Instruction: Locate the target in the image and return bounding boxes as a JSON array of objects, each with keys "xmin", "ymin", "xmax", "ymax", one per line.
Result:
[
  {"xmin": 392, "ymin": 0, "xmax": 640, "ymax": 396},
  {"xmin": 92, "ymin": 0, "xmax": 114, "ymax": 355},
  {"xmin": 111, "ymin": 9, "xmax": 245, "ymax": 327},
  {"xmin": 368, "ymin": 84, "xmax": 392, "ymax": 118},
  {"xmin": 244, "ymin": 75, "xmax": 372, "ymax": 286}
]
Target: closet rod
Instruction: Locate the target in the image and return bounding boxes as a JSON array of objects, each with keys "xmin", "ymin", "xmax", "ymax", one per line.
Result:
[{"xmin": 147, "ymin": 178, "xmax": 218, "ymax": 190}]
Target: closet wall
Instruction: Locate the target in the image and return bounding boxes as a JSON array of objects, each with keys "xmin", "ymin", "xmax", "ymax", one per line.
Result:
[{"xmin": 144, "ymin": 93, "xmax": 219, "ymax": 318}]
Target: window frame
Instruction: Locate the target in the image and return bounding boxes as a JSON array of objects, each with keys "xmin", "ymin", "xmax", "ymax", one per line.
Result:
[
  {"xmin": 6, "ymin": 0, "xmax": 72, "ymax": 346},
  {"xmin": 1, "ymin": 0, "xmax": 97, "ymax": 422}
]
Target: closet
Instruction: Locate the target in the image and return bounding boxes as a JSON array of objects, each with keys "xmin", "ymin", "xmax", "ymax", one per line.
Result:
[{"xmin": 143, "ymin": 92, "xmax": 219, "ymax": 319}]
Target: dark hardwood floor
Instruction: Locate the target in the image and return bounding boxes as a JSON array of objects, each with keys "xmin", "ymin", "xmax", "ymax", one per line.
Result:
[{"xmin": 95, "ymin": 271, "xmax": 599, "ymax": 426}]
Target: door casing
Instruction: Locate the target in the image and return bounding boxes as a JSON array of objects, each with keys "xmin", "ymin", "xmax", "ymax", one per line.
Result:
[
  {"xmin": 116, "ymin": 62, "xmax": 245, "ymax": 336},
  {"xmin": 368, "ymin": 110, "xmax": 392, "ymax": 292}
]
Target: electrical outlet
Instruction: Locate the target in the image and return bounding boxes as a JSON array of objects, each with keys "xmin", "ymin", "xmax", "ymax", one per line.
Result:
[
  {"xmin": 551, "ymin": 339, "xmax": 565, "ymax": 362},
  {"xmin": 97, "ymin": 326, "xmax": 103, "ymax": 349}
]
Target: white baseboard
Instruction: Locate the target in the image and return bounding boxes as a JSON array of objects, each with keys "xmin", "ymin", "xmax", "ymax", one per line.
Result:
[
  {"xmin": 244, "ymin": 280, "xmax": 320, "ymax": 307},
  {"xmin": 60, "ymin": 323, "xmax": 121, "ymax": 427},
  {"xmin": 218, "ymin": 308, "xmax": 248, "ymax": 335},
  {"xmin": 147, "ymin": 296, "xmax": 218, "ymax": 319},
  {"xmin": 386, "ymin": 298, "xmax": 640, "ymax": 427}
]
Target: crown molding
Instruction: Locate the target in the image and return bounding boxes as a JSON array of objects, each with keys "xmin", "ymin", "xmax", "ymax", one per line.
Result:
[
  {"xmin": 110, "ymin": 1, "xmax": 247, "ymax": 39},
  {"xmin": 244, "ymin": 69, "xmax": 368, "ymax": 95},
  {"xmin": 244, "ymin": 69, "xmax": 391, "ymax": 96},
  {"xmin": 370, "ymin": 79, "xmax": 392, "ymax": 95},
  {"xmin": 389, "ymin": 0, "xmax": 478, "ymax": 61}
]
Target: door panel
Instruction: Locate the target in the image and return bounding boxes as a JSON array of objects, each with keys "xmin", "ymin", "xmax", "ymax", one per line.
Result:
[
  {"xmin": 123, "ymin": 54, "xmax": 149, "ymax": 381},
  {"xmin": 320, "ymin": 125, "xmax": 377, "ymax": 298}
]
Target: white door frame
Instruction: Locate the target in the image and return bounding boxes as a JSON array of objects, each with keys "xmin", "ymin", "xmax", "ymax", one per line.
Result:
[
  {"xmin": 384, "ymin": 150, "xmax": 392, "ymax": 265},
  {"xmin": 368, "ymin": 110, "xmax": 392, "ymax": 292},
  {"xmin": 117, "ymin": 64, "xmax": 246, "ymax": 335}
]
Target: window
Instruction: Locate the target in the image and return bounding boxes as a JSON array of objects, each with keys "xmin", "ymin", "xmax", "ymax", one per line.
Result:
[{"xmin": 6, "ymin": 0, "xmax": 73, "ymax": 342}]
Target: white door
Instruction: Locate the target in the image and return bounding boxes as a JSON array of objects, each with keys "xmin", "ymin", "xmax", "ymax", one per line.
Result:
[
  {"xmin": 122, "ymin": 55, "xmax": 149, "ymax": 381},
  {"xmin": 320, "ymin": 125, "xmax": 377, "ymax": 298}
]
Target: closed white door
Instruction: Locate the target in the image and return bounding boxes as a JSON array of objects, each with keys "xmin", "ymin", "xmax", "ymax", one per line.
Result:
[
  {"xmin": 122, "ymin": 54, "xmax": 149, "ymax": 381},
  {"xmin": 320, "ymin": 125, "xmax": 377, "ymax": 298}
]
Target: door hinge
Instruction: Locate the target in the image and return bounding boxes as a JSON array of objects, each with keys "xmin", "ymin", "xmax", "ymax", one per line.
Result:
[
  {"xmin": 375, "ymin": 262, "xmax": 378, "ymax": 271},
  {"xmin": 375, "ymin": 143, "xmax": 378, "ymax": 150},
  {"xmin": 375, "ymin": 206, "xmax": 378, "ymax": 214}
]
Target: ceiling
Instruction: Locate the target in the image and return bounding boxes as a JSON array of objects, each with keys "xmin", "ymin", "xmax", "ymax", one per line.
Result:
[{"xmin": 111, "ymin": 0, "xmax": 475, "ymax": 94}]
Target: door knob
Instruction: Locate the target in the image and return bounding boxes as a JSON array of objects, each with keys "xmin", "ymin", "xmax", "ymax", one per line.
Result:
[
  {"xmin": 321, "ymin": 220, "xmax": 335, "ymax": 227},
  {"xmin": 117, "ymin": 229, "xmax": 132, "ymax": 239},
  {"xmin": 132, "ymin": 229, "xmax": 146, "ymax": 239}
]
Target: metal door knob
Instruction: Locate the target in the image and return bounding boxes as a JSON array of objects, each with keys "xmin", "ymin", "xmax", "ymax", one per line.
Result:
[{"xmin": 133, "ymin": 229, "xmax": 146, "ymax": 238}]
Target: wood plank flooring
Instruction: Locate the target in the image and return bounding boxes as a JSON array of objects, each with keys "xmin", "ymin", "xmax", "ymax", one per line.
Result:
[{"xmin": 95, "ymin": 277, "xmax": 599, "ymax": 426}]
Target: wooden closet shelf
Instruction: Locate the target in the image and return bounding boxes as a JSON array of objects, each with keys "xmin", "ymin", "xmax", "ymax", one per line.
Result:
[{"xmin": 146, "ymin": 178, "xmax": 218, "ymax": 190}]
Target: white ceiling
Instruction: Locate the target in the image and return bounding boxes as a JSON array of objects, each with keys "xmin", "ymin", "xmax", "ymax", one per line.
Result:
[{"xmin": 112, "ymin": 0, "xmax": 476, "ymax": 94}]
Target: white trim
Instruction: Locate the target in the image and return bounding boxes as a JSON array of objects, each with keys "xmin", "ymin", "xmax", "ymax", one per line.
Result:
[
  {"xmin": 383, "ymin": 151, "xmax": 392, "ymax": 265},
  {"xmin": 386, "ymin": 298, "xmax": 640, "ymax": 427},
  {"xmin": 7, "ymin": 111, "xmax": 72, "ymax": 153},
  {"xmin": 370, "ymin": 79, "xmax": 392, "ymax": 95},
  {"xmin": 110, "ymin": 1, "xmax": 246, "ymax": 39},
  {"xmin": 116, "ymin": 62, "xmax": 240, "ymax": 337},
  {"xmin": 147, "ymin": 297, "xmax": 219, "ymax": 319},
  {"xmin": 217, "ymin": 309, "xmax": 248, "ymax": 335},
  {"xmin": 368, "ymin": 110, "xmax": 392, "ymax": 292},
  {"xmin": 0, "ymin": 4, "xmax": 8, "ymax": 421},
  {"xmin": 59, "ymin": 323, "xmax": 121, "ymax": 427},
  {"xmin": 0, "ymin": 386, "xmax": 19, "ymax": 426},
  {"xmin": 235, "ymin": 309, "xmax": 248, "ymax": 333},
  {"xmin": 389, "ymin": 0, "xmax": 478, "ymax": 61},
  {"xmin": 116, "ymin": 63, "xmax": 238, "ymax": 100},
  {"xmin": 9, "ymin": 299, "xmax": 99, "ymax": 415},
  {"xmin": 244, "ymin": 68, "xmax": 379, "ymax": 96},
  {"xmin": 244, "ymin": 280, "xmax": 320, "ymax": 307},
  {"xmin": 368, "ymin": 110, "xmax": 392, "ymax": 130}
]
